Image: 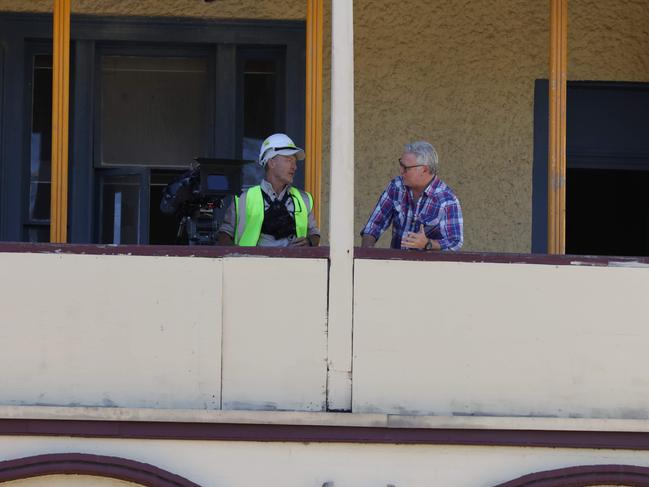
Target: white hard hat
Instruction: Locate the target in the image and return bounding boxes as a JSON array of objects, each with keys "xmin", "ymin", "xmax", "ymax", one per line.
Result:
[{"xmin": 258, "ymin": 133, "xmax": 305, "ymax": 167}]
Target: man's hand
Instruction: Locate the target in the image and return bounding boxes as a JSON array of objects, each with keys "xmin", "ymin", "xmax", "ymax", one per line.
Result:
[
  {"xmin": 289, "ymin": 237, "xmax": 309, "ymax": 247},
  {"xmin": 217, "ymin": 232, "xmax": 234, "ymax": 246},
  {"xmin": 401, "ymin": 224, "xmax": 429, "ymax": 250}
]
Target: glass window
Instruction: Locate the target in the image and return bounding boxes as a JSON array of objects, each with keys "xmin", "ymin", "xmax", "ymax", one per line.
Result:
[
  {"xmin": 1, "ymin": 18, "xmax": 305, "ymax": 245},
  {"xmin": 99, "ymin": 56, "xmax": 209, "ymax": 167},
  {"xmin": 243, "ymin": 59, "xmax": 277, "ymax": 141},
  {"xmin": 99, "ymin": 174, "xmax": 142, "ymax": 244},
  {"xmin": 26, "ymin": 54, "xmax": 53, "ymax": 241},
  {"xmin": 241, "ymin": 57, "xmax": 281, "ymax": 188},
  {"xmin": 149, "ymin": 170, "xmax": 185, "ymax": 245}
]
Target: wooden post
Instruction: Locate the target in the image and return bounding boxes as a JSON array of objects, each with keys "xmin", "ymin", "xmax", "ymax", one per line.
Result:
[
  {"xmin": 327, "ymin": 0, "xmax": 354, "ymax": 411},
  {"xmin": 548, "ymin": 0, "xmax": 568, "ymax": 254},
  {"xmin": 306, "ymin": 0, "xmax": 324, "ymax": 225},
  {"xmin": 50, "ymin": 0, "xmax": 71, "ymax": 243}
]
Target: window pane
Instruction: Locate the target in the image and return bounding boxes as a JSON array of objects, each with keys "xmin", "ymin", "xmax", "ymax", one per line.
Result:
[
  {"xmin": 243, "ymin": 59, "xmax": 277, "ymax": 140},
  {"xmin": 242, "ymin": 58, "xmax": 278, "ymax": 187},
  {"xmin": 149, "ymin": 170, "xmax": 184, "ymax": 245},
  {"xmin": 99, "ymin": 174, "xmax": 141, "ymax": 244},
  {"xmin": 100, "ymin": 56, "xmax": 208, "ymax": 167},
  {"xmin": 29, "ymin": 54, "xmax": 52, "ymax": 223},
  {"xmin": 25, "ymin": 225, "xmax": 50, "ymax": 243}
]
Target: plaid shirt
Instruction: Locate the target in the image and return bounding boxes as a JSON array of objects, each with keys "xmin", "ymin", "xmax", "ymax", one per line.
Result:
[{"xmin": 361, "ymin": 176, "xmax": 463, "ymax": 250}]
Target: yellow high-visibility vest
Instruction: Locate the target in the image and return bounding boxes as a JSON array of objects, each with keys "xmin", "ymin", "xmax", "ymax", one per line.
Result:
[{"xmin": 234, "ymin": 186, "xmax": 312, "ymax": 246}]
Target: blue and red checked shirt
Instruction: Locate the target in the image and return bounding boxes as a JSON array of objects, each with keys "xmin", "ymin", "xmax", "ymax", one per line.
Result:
[{"xmin": 361, "ymin": 176, "xmax": 463, "ymax": 251}]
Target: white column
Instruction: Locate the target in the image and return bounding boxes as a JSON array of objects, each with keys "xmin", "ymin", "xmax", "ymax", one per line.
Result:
[{"xmin": 327, "ymin": 0, "xmax": 354, "ymax": 411}]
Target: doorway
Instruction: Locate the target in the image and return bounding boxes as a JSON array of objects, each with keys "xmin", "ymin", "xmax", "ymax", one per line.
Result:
[{"xmin": 532, "ymin": 81, "xmax": 649, "ymax": 256}]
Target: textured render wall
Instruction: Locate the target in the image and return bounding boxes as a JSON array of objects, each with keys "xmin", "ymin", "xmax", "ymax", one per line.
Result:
[
  {"xmin": 570, "ymin": 0, "xmax": 649, "ymax": 81},
  {"xmin": 0, "ymin": 0, "xmax": 304, "ymax": 19},
  {"xmin": 352, "ymin": 0, "xmax": 548, "ymax": 252}
]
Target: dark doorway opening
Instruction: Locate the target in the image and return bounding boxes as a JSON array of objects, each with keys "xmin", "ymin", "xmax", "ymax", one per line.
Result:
[
  {"xmin": 533, "ymin": 81, "xmax": 649, "ymax": 255},
  {"xmin": 566, "ymin": 168, "xmax": 649, "ymax": 256}
]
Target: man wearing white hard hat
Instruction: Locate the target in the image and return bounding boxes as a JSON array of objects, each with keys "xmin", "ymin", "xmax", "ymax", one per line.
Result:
[{"xmin": 217, "ymin": 133, "xmax": 320, "ymax": 247}]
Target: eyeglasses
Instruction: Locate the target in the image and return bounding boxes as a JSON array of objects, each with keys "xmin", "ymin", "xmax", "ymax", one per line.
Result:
[{"xmin": 398, "ymin": 158, "xmax": 426, "ymax": 172}]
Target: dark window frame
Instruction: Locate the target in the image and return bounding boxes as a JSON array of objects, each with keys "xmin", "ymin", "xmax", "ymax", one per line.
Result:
[
  {"xmin": 95, "ymin": 166, "xmax": 150, "ymax": 244},
  {"xmin": 0, "ymin": 12, "xmax": 306, "ymax": 244},
  {"xmin": 23, "ymin": 42, "xmax": 54, "ymax": 241},
  {"xmin": 0, "ymin": 42, "xmax": 4, "ymax": 237}
]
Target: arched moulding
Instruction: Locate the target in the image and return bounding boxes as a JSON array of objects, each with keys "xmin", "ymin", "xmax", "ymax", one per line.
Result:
[
  {"xmin": 0, "ymin": 453, "xmax": 200, "ymax": 487},
  {"xmin": 495, "ymin": 464, "xmax": 649, "ymax": 487}
]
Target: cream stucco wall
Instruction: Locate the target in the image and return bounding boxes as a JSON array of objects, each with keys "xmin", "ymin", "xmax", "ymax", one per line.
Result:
[
  {"xmin": 353, "ymin": 258, "xmax": 649, "ymax": 418},
  {"xmin": 0, "ymin": 253, "xmax": 223, "ymax": 410},
  {"xmin": 4, "ymin": 250, "xmax": 649, "ymax": 419},
  {"xmin": 0, "ymin": 252, "xmax": 328, "ymax": 412}
]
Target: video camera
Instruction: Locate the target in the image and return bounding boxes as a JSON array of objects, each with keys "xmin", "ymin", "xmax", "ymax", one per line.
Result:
[{"xmin": 160, "ymin": 158, "xmax": 248, "ymax": 245}]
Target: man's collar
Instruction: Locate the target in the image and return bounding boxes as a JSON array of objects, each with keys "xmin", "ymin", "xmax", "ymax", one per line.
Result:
[
  {"xmin": 423, "ymin": 175, "xmax": 440, "ymax": 195},
  {"xmin": 260, "ymin": 178, "xmax": 290, "ymax": 197}
]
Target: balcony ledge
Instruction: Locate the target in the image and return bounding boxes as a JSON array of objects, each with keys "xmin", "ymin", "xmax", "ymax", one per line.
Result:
[{"xmin": 3, "ymin": 404, "xmax": 649, "ymax": 433}]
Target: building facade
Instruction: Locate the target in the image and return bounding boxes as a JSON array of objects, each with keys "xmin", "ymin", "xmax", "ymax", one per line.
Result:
[{"xmin": 1, "ymin": 1, "xmax": 649, "ymax": 486}]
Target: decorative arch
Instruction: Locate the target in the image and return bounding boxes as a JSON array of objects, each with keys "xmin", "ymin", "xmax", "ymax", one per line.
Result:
[
  {"xmin": 0, "ymin": 453, "xmax": 200, "ymax": 487},
  {"xmin": 495, "ymin": 464, "xmax": 649, "ymax": 487}
]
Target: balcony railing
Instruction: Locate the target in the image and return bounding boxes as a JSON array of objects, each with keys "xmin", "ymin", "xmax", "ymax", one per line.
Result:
[{"xmin": 2, "ymin": 243, "xmax": 648, "ymax": 419}]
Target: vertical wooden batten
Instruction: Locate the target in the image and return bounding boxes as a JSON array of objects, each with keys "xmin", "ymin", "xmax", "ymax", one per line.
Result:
[
  {"xmin": 328, "ymin": 0, "xmax": 354, "ymax": 411},
  {"xmin": 50, "ymin": 0, "xmax": 71, "ymax": 243},
  {"xmin": 548, "ymin": 0, "xmax": 568, "ymax": 254},
  {"xmin": 305, "ymin": 0, "xmax": 324, "ymax": 224}
]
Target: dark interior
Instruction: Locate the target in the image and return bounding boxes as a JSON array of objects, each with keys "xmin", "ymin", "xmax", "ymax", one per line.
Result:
[{"xmin": 566, "ymin": 168, "xmax": 649, "ymax": 256}]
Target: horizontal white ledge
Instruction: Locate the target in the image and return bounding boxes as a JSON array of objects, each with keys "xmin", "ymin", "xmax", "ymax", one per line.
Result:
[{"xmin": 3, "ymin": 405, "xmax": 649, "ymax": 433}]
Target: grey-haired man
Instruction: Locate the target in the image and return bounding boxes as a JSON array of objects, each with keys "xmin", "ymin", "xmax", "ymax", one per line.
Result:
[{"xmin": 361, "ymin": 140, "xmax": 463, "ymax": 251}]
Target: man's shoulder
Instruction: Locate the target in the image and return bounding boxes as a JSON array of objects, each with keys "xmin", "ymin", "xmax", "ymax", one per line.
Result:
[
  {"xmin": 423, "ymin": 178, "xmax": 459, "ymax": 209},
  {"xmin": 384, "ymin": 176, "xmax": 404, "ymax": 193},
  {"xmin": 237, "ymin": 185, "xmax": 254, "ymax": 199},
  {"xmin": 240, "ymin": 184, "xmax": 261, "ymax": 194},
  {"xmin": 236, "ymin": 185, "xmax": 263, "ymax": 207},
  {"xmin": 431, "ymin": 177, "xmax": 457, "ymax": 197}
]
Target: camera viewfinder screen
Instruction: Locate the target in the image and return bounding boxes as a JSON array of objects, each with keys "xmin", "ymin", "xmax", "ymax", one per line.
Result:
[{"xmin": 206, "ymin": 174, "xmax": 230, "ymax": 191}]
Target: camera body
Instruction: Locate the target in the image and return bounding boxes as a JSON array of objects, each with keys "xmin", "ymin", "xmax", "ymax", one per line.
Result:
[{"xmin": 160, "ymin": 158, "xmax": 247, "ymax": 245}]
